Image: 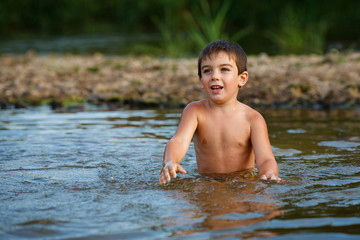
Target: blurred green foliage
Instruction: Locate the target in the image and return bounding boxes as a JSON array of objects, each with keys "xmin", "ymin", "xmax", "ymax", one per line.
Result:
[
  {"xmin": 265, "ymin": 5, "xmax": 328, "ymax": 54},
  {"xmin": 0, "ymin": 0, "xmax": 359, "ymax": 55},
  {"xmin": 185, "ymin": 0, "xmax": 253, "ymax": 53}
]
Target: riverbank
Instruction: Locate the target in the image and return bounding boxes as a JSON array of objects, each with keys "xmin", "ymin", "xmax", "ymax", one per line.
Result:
[{"xmin": 1, "ymin": 51, "xmax": 360, "ymax": 109}]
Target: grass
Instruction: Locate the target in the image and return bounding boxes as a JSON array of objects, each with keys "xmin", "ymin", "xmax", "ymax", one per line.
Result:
[
  {"xmin": 266, "ymin": 6, "xmax": 328, "ymax": 55},
  {"xmin": 87, "ymin": 66, "xmax": 99, "ymax": 72},
  {"xmin": 185, "ymin": 0, "xmax": 252, "ymax": 52},
  {"xmin": 152, "ymin": 0, "xmax": 252, "ymax": 57},
  {"xmin": 152, "ymin": 7, "xmax": 192, "ymax": 57}
]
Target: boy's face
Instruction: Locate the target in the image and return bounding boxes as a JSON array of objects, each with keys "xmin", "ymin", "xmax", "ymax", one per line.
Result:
[{"xmin": 199, "ymin": 51, "xmax": 248, "ymax": 105}]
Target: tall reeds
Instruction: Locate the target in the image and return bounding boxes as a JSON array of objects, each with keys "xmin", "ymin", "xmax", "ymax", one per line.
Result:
[
  {"xmin": 185, "ymin": 0, "xmax": 252, "ymax": 52},
  {"xmin": 152, "ymin": 0, "xmax": 252, "ymax": 57},
  {"xmin": 266, "ymin": 6, "xmax": 328, "ymax": 54}
]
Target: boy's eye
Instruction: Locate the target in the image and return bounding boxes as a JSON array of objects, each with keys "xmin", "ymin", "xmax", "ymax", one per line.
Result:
[
  {"xmin": 221, "ymin": 68, "xmax": 230, "ymax": 72},
  {"xmin": 203, "ymin": 69, "xmax": 211, "ymax": 74}
]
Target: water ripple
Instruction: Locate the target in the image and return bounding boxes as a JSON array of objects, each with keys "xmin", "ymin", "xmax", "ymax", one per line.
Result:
[{"xmin": 1, "ymin": 108, "xmax": 360, "ymax": 239}]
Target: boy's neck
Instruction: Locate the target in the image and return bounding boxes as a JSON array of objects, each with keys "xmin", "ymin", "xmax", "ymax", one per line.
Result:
[{"xmin": 206, "ymin": 98, "xmax": 240, "ymax": 112}]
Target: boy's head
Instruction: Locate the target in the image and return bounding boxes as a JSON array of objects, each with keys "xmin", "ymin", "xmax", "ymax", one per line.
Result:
[{"xmin": 198, "ymin": 40, "xmax": 247, "ymax": 77}]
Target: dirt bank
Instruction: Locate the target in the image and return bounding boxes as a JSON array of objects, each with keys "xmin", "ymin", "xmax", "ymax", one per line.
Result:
[{"xmin": 1, "ymin": 51, "xmax": 360, "ymax": 109}]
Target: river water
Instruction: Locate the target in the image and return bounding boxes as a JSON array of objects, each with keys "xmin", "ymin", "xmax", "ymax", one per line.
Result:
[
  {"xmin": 1, "ymin": 107, "xmax": 359, "ymax": 239},
  {"xmin": 0, "ymin": 34, "xmax": 156, "ymax": 55}
]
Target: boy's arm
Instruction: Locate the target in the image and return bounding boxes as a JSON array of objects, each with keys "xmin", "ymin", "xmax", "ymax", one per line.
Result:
[
  {"xmin": 250, "ymin": 112, "xmax": 281, "ymax": 181},
  {"xmin": 159, "ymin": 103, "xmax": 199, "ymax": 185}
]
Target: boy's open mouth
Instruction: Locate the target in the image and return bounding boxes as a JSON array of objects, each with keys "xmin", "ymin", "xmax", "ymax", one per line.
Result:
[
  {"xmin": 210, "ymin": 85, "xmax": 223, "ymax": 94},
  {"xmin": 210, "ymin": 85, "xmax": 223, "ymax": 90}
]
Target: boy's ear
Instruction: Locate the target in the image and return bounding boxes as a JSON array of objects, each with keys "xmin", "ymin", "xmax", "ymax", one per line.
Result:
[
  {"xmin": 199, "ymin": 76, "xmax": 204, "ymax": 89},
  {"xmin": 238, "ymin": 71, "xmax": 248, "ymax": 88}
]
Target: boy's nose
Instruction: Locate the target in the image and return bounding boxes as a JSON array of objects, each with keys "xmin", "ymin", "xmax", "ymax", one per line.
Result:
[{"xmin": 212, "ymin": 70, "xmax": 221, "ymax": 80}]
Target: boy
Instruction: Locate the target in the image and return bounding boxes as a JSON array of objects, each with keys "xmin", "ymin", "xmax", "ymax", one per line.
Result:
[{"xmin": 159, "ymin": 40, "xmax": 280, "ymax": 185}]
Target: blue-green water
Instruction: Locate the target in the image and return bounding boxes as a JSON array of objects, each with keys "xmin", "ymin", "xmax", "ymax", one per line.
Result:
[
  {"xmin": 0, "ymin": 34, "xmax": 156, "ymax": 55},
  {"xmin": 1, "ymin": 107, "xmax": 359, "ymax": 239}
]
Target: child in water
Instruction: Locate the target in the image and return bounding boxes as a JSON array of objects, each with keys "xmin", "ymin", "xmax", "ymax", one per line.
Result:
[{"xmin": 159, "ymin": 40, "xmax": 281, "ymax": 185}]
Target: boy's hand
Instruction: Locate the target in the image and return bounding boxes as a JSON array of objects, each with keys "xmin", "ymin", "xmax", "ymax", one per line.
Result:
[
  {"xmin": 259, "ymin": 173, "xmax": 282, "ymax": 182},
  {"xmin": 159, "ymin": 162, "xmax": 187, "ymax": 185}
]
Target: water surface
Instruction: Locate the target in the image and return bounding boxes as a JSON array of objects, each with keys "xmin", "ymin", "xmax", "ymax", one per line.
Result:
[
  {"xmin": 1, "ymin": 107, "xmax": 359, "ymax": 239},
  {"xmin": 0, "ymin": 34, "xmax": 156, "ymax": 55}
]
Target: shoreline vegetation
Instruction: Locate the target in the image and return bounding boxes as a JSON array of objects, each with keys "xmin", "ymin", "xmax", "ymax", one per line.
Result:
[{"xmin": 1, "ymin": 51, "xmax": 360, "ymax": 110}]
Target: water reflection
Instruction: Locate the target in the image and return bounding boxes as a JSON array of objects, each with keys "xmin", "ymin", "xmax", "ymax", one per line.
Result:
[
  {"xmin": 0, "ymin": 107, "xmax": 359, "ymax": 239},
  {"xmin": 163, "ymin": 170, "xmax": 283, "ymax": 238}
]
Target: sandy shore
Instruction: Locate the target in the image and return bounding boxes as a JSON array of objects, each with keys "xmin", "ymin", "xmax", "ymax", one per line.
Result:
[{"xmin": 1, "ymin": 51, "xmax": 360, "ymax": 109}]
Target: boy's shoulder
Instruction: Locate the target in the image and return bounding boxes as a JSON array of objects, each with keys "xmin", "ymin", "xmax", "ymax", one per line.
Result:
[
  {"xmin": 237, "ymin": 102, "xmax": 265, "ymax": 122},
  {"xmin": 184, "ymin": 100, "xmax": 207, "ymax": 111},
  {"xmin": 181, "ymin": 100, "xmax": 217, "ymax": 121}
]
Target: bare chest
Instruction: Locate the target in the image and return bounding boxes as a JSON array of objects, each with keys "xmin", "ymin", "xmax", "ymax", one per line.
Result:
[{"xmin": 194, "ymin": 115, "xmax": 251, "ymax": 148}]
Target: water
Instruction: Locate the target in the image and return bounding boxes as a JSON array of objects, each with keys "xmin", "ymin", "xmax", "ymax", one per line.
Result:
[
  {"xmin": 0, "ymin": 34, "xmax": 157, "ymax": 55},
  {"xmin": 1, "ymin": 107, "xmax": 360, "ymax": 239}
]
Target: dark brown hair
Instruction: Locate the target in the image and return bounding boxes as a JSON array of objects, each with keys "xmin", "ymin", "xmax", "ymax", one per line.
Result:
[{"xmin": 198, "ymin": 40, "xmax": 247, "ymax": 77}]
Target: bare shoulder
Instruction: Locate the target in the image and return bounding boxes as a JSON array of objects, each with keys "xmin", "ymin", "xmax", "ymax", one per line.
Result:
[
  {"xmin": 184, "ymin": 100, "xmax": 203, "ymax": 110},
  {"xmin": 182, "ymin": 100, "xmax": 207, "ymax": 116},
  {"xmin": 239, "ymin": 103, "xmax": 266, "ymax": 126}
]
